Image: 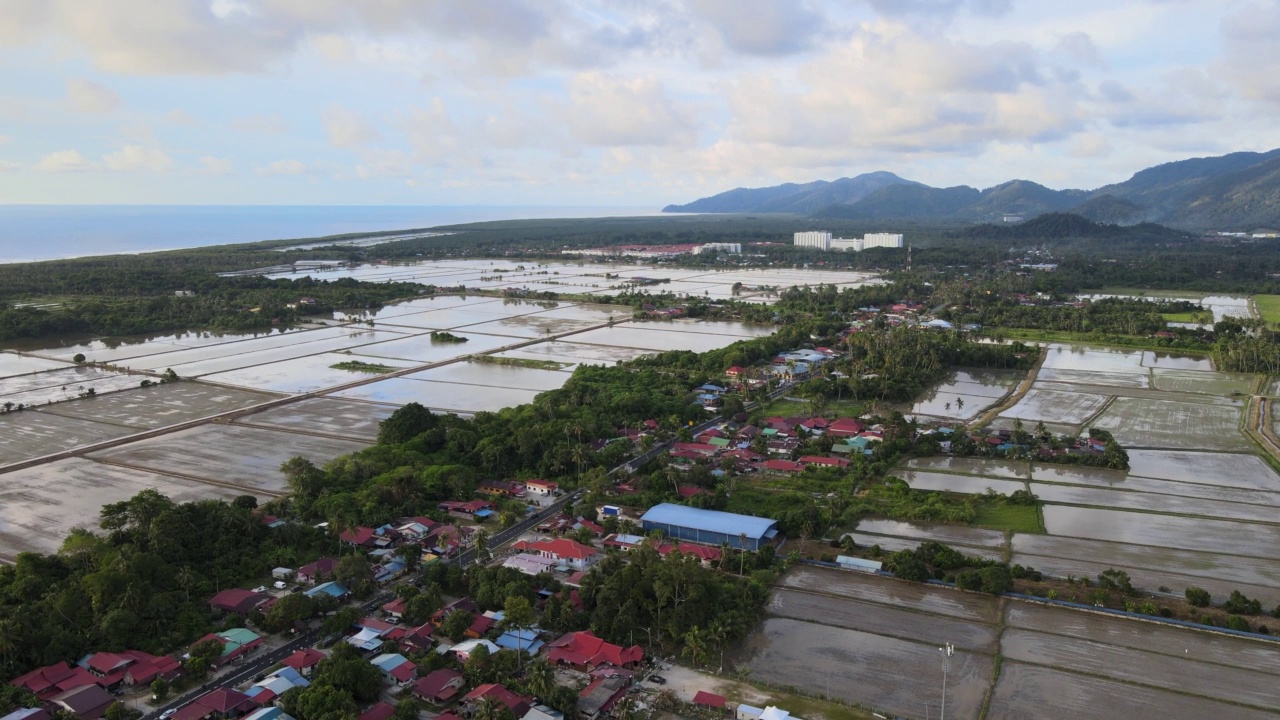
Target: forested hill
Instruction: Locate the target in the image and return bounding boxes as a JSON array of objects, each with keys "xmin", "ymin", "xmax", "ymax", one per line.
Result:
[
  {"xmin": 944, "ymin": 213, "xmax": 1189, "ymax": 243},
  {"xmin": 661, "ymin": 148, "xmax": 1280, "ymax": 229}
]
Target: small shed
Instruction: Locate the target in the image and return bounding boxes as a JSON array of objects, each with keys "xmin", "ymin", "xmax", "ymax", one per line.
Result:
[{"xmin": 693, "ymin": 692, "xmax": 727, "ymax": 712}]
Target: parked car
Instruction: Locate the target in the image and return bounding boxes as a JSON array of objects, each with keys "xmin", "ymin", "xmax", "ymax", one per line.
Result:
[
  {"xmin": 160, "ymin": 709, "xmax": 177, "ymax": 719},
  {"xmin": 647, "ymin": 675, "xmax": 666, "ymax": 685}
]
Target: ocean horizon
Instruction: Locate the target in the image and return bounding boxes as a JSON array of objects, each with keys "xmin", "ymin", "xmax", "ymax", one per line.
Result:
[{"xmin": 0, "ymin": 204, "xmax": 661, "ymax": 264}]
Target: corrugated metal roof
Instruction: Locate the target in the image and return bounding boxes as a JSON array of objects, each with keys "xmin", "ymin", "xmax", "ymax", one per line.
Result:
[{"xmin": 640, "ymin": 504, "xmax": 777, "ymax": 539}]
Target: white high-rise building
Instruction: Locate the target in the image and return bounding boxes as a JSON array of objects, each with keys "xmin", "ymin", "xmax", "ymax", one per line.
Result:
[
  {"xmin": 863, "ymin": 233, "xmax": 904, "ymax": 249},
  {"xmin": 793, "ymin": 231, "xmax": 832, "ymax": 250},
  {"xmin": 831, "ymin": 237, "xmax": 863, "ymax": 252}
]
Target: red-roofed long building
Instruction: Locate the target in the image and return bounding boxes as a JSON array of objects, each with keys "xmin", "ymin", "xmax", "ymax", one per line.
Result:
[{"xmin": 512, "ymin": 538, "xmax": 599, "ymax": 571}]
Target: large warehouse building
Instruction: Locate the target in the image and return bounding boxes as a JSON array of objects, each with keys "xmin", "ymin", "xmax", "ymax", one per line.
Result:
[{"xmin": 639, "ymin": 504, "xmax": 780, "ymax": 551}]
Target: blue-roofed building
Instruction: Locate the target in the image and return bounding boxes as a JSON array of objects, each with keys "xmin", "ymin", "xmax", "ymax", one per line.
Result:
[
  {"xmin": 304, "ymin": 581, "xmax": 349, "ymax": 600},
  {"xmin": 639, "ymin": 504, "xmax": 779, "ymax": 550},
  {"xmin": 243, "ymin": 709, "xmax": 294, "ymax": 720},
  {"xmin": 496, "ymin": 628, "xmax": 544, "ymax": 655}
]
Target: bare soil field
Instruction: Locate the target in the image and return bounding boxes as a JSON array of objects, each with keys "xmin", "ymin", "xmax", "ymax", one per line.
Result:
[
  {"xmin": 87, "ymin": 423, "xmax": 368, "ymax": 493},
  {"xmin": 768, "ymin": 588, "xmax": 1000, "ymax": 653},
  {"xmin": 1011, "ymin": 552, "xmax": 1280, "ymax": 609},
  {"xmin": 999, "ymin": 386, "xmax": 1111, "ymax": 424},
  {"xmin": 41, "ymin": 382, "xmax": 278, "ymax": 429},
  {"xmin": 234, "ymin": 397, "xmax": 396, "ymax": 439},
  {"xmin": 853, "ymin": 518, "xmax": 1009, "ymax": 549},
  {"xmin": 1000, "ymin": 626, "xmax": 1280, "ymax": 710},
  {"xmin": 898, "ymin": 469, "xmax": 1026, "ymax": 495},
  {"xmin": 840, "ymin": 532, "xmax": 1006, "ymax": 562},
  {"xmin": 1151, "ymin": 368, "xmax": 1257, "ymax": 396},
  {"xmin": 902, "ymin": 456, "xmax": 1030, "ymax": 478},
  {"xmin": 1092, "ymin": 397, "xmax": 1249, "ymax": 450},
  {"xmin": 780, "ymin": 567, "xmax": 1000, "ymax": 623},
  {"xmin": 1125, "ymin": 449, "xmax": 1280, "ymax": 489},
  {"xmin": 0, "ymin": 457, "xmax": 244, "ymax": 558},
  {"xmin": 985, "ymin": 661, "xmax": 1278, "ymax": 720},
  {"xmin": 0, "ymin": 410, "xmax": 139, "ymax": 465},
  {"xmin": 1012, "ymin": 534, "xmax": 1280, "ymax": 588},
  {"xmin": 737, "ymin": 618, "xmax": 993, "ymax": 720},
  {"xmin": 1005, "ymin": 603, "xmax": 1280, "ymax": 673},
  {"xmin": 1041, "ymin": 505, "xmax": 1280, "ymax": 559},
  {"xmin": 1029, "ymin": 482, "xmax": 1279, "ymax": 523}
]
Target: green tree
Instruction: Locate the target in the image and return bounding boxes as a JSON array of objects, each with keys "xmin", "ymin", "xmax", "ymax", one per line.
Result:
[
  {"xmin": 524, "ymin": 658, "xmax": 556, "ymax": 701},
  {"xmin": 464, "ymin": 644, "xmax": 493, "ymax": 686},
  {"xmin": 281, "ymin": 685, "xmax": 358, "ymax": 720},
  {"xmin": 150, "ymin": 677, "xmax": 170, "ymax": 702},
  {"xmin": 443, "ymin": 610, "xmax": 474, "ymax": 642},
  {"xmin": 1186, "ymin": 586, "xmax": 1211, "ymax": 608},
  {"xmin": 104, "ymin": 702, "xmax": 141, "ymax": 720},
  {"xmin": 501, "ymin": 595, "xmax": 537, "ymax": 669},
  {"xmin": 378, "ymin": 403, "xmax": 439, "ymax": 445},
  {"xmin": 312, "ymin": 643, "xmax": 383, "ymax": 703},
  {"xmin": 471, "ymin": 697, "xmax": 513, "ymax": 720}
]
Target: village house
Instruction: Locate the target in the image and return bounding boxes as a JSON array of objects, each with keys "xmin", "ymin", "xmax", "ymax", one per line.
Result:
[
  {"xmin": 280, "ymin": 649, "xmax": 324, "ymax": 678},
  {"xmin": 296, "ymin": 557, "xmax": 337, "ymax": 585},
  {"xmin": 461, "ymin": 684, "xmax": 532, "ymax": 719},
  {"xmin": 437, "ymin": 500, "xmax": 494, "ymax": 522},
  {"xmin": 577, "ymin": 677, "xmax": 629, "ymax": 720},
  {"xmin": 412, "ymin": 669, "xmax": 464, "ymax": 705},
  {"xmin": 545, "ymin": 631, "xmax": 643, "ymax": 670},
  {"xmin": 478, "ymin": 480, "xmax": 526, "ymax": 498},
  {"xmin": 511, "ymin": 538, "xmax": 599, "ymax": 571},
  {"xmin": 208, "ymin": 589, "xmax": 271, "ymax": 617},
  {"xmin": 370, "ymin": 654, "xmax": 416, "ymax": 687},
  {"xmin": 525, "ymin": 479, "xmax": 559, "ymax": 496}
]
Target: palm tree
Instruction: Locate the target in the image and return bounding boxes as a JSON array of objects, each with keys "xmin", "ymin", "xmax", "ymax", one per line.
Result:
[
  {"xmin": 472, "ymin": 697, "xmax": 508, "ymax": 720},
  {"xmin": 176, "ymin": 565, "xmax": 196, "ymax": 602},
  {"xmin": 682, "ymin": 625, "xmax": 710, "ymax": 668},
  {"xmin": 524, "ymin": 658, "xmax": 556, "ymax": 701},
  {"xmin": 706, "ymin": 619, "xmax": 728, "ymax": 672}
]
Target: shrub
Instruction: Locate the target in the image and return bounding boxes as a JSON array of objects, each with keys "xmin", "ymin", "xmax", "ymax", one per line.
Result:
[
  {"xmin": 1226, "ymin": 615, "xmax": 1251, "ymax": 632},
  {"xmin": 1224, "ymin": 590, "xmax": 1263, "ymax": 616},
  {"xmin": 1185, "ymin": 586, "xmax": 1211, "ymax": 608}
]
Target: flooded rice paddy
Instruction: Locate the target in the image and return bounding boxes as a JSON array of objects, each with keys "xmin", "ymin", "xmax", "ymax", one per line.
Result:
[
  {"xmin": 900, "ymin": 367, "xmax": 1023, "ymax": 421},
  {"xmin": 742, "ymin": 567, "xmax": 1280, "ymax": 719}
]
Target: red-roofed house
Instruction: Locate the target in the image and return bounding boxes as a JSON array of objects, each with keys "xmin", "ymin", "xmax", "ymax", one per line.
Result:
[
  {"xmin": 208, "ymin": 589, "xmax": 270, "ymax": 616},
  {"xmin": 725, "ymin": 366, "xmax": 746, "ymax": 378},
  {"xmin": 399, "ymin": 623, "xmax": 437, "ymax": 654},
  {"xmin": 671, "ymin": 442, "xmax": 719, "ymax": 457},
  {"xmin": 412, "ymin": 669, "xmax": 464, "ymax": 705},
  {"xmin": 478, "ymin": 480, "xmax": 526, "ymax": 498},
  {"xmin": 438, "ymin": 500, "xmax": 493, "ymax": 521},
  {"xmin": 512, "ymin": 538, "xmax": 599, "ymax": 571},
  {"xmin": 10, "ymin": 662, "xmax": 98, "ymax": 700},
  {"xmin": 358, "ymin": 702, "xmax": 395, "ymax": 720},
  {"xmin": 50, "ymin": 685, "xmax": 114, "ymax": 720},
  {"xmin": 339, "ymin": 526, "xmax": 395, "ymax": 549},
  {"xmin": 677, "ymin": 486, "xmax": 711, "ymax": 499},
  {"xmin": 465, "ymin": 614, "xmax": 497, "ymax": 639},
  {"xmin": 382, "ymin": 597, "xmax": 407, "ymax": 620},
  {"xmin": 826, "ymin": 418, "xmax": 866, "ymax": 438},
  {"xmin": 525, "ymin": 479, "xmax": 559, "ymax": 496},
  {"xmin": 798, "ymin": 456, "xmax": 850, "ymax": 469},
  {"xmin": 281, "ymin": 649, "xmax": 324, "ymax": 677},
  {"xmin": 693, "ymin": 691, "xmax": 727, "ymax": 712},
  {"xmin": 119, "ymin": 653, "xmax": 181, "ymax": 687},
  {"xmin": 172, "ymin": 688, "xmax": 256, "ymax": 720},
  {"xmin": 573, "ymin": 519, "xmax": 604, "ymax": 536},
  {"xmin": 296, "ymin": 557, "xmax": 337, "ymax": 585},
  {"xmin": 762, "ymin": 459, "xmax": 805, "ymax": 474},
  {"xmin": 657, "ymin": 543, "xmax": 722, "ymax": 566},
  {"xmin": 462, "ymin": 685, "xmax": 531, "ymax": 719},
  {"xmin": 546, "ymin": 631, "xmax": 643, "ymax": 670},
  {"xmin": 578, "ymin": 677, "xmax": 629, "ymax": 720}
]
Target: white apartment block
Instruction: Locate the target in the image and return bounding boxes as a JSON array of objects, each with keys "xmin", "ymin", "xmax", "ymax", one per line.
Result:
[
  {"xmin": 862, "ymin": 233, "xmax": 904, "ymax": 249},
  {"xmin": 793, "ymin": 231, "xmax": 832, "ymax": 250},
  {"xmin": 695, "ymin": 242, "xmax": 743, "ymax": 254}
]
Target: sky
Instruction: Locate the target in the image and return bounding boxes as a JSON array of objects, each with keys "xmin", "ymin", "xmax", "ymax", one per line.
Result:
[{"xmin": 0, "ymin": 0, "xmax": 1278, "ymax": 207}]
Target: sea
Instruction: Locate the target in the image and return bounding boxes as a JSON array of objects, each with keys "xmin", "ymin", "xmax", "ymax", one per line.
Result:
[{"xmin": 0, "ymin": 205, "xmax": 661, "ymax": 264}]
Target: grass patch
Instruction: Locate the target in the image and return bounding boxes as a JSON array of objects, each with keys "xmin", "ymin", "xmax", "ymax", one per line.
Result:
[
  {"xmin": 330, "ymin": 360, "xmax": 397, "ymax": 374},
  {"xmin": 470, "ymin": 356, "xmax": 571, "ymax": 371},
  {"xmin": 972, "ymin": 502, "xmax": 1045, "ymax": 533},
  {"xmin": 1090, "ymin": 287, "xmax": 1209, "ymax": 299},
  {"xmin": 1160, "ymin": 311, "xmax": 1213, "ymax": 324},
  {"xmin": 1254, "ymin": 294, "xmax": 1280, "ymax": 324},
  {"xmin": 984, "ymin": 327, "xmax": 1211, "ymax": 354},
  {"xmin": 760, "ymin": 397, "xmax": 866, "ymax": 418}
]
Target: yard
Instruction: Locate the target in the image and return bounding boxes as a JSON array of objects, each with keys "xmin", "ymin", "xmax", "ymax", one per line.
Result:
[
  {"xmin": 1254, "ymin": 294, "xmax": 1280, "ymax": 324},
  {"xmin": 972, "ymin": 502, "xmax": 1044, "ymax": 533}
]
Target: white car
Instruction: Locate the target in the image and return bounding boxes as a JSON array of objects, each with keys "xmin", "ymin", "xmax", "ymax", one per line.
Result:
[
  {"xmin": 253, "ymin": 586, "xmax": 267, "ymax": 593},
  {"xmin": 160, "ymin": 709, "xmax": 176, "ymax": 719}
]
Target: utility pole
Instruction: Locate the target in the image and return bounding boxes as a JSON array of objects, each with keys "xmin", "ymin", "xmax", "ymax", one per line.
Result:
[{"xmin": 939, "ymin": 642, "xmax": 954, "ymax": 720}]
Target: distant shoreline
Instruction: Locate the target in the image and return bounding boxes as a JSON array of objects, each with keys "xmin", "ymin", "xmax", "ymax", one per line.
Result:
[{"xmin": 0, "ymin": 204, "xmax": 662, "ymax": 265}]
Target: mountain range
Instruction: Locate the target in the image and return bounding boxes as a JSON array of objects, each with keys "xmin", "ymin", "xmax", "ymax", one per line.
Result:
[{"xmin": 662, "ymin": 149, "xmax": 1280, "ymax": 230}]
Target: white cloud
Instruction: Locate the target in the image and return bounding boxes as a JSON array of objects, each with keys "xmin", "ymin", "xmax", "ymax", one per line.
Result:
[
  {"xmin": 66, "ymin": 77, "xmax": 119, "ymax": 113},
  {"xmin": 564, "ymin": 72, "xmax": 696, "ymax": 147},
  {"xmin": 102, "ymin": 145, "xmax": 174, "ymax": 172},
  {"xmin": 35, "ymin": 149, "xmax": 92, "ymax": 172},
  {"xmin": 232, "ymin": 114, "xmax": 290, "ymax": 134},
  {"xmin": 689, "ymin": 0, "xmax": 826, "ymax": 56},
  {"xmin": 165, "ymin": 109, "xmax": 200, "ymax": 126},
  {"xmin": 323, "ymin": 105, "xmax": 380, "ymax": 148},
  {"xmin": 0, "ymin": 159, "xmax": 20, "ymax": 171},
  {"xmin": 356, "ymin": 149, "xmax": 412, "ymax": 179},
  {"xmin": 256, "ymin": 159, "xmax": 307, "ymax": 175},
  {"xmin": 199, "ymin": 156, "xmax": 233, "ymax": 174}
]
